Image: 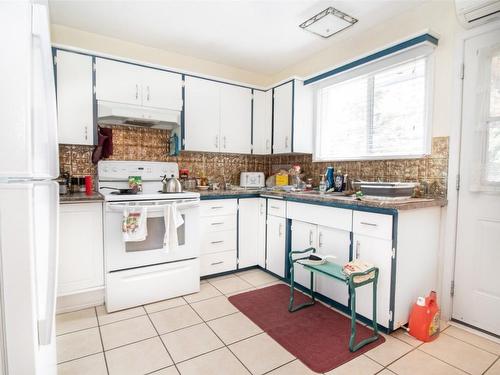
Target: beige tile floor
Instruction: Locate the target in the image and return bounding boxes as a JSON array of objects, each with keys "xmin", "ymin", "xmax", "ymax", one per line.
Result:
[{"xmin": 56, "ymin": 269, "xmax": 500, "ymax": 375}]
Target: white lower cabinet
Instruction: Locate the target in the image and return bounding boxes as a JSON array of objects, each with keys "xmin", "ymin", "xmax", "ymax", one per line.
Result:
[
  {"xmin": 238, "ymin": 198, "xmax": 266, "ymax": 269},
  {"xmin": 58, "ymin": 203, "xmax": 104, "ymax": 296},
  {"xmin": 353, "ymin": 233, "xmax": 393, "ymax": 327},
  {"xmin": 266, "ymin": 213, "xmax": 286, "ymax": 278},
  {"xmin": 290, "ymin": 220, "xmax": 316, "ymax": 288},
  {"xmin": 315, "ymin": 226, "xmax": 351, "ymax": 307},
  {"xmin": 200, "ymin": 199, "xmax": 237, "ymax": 277}
]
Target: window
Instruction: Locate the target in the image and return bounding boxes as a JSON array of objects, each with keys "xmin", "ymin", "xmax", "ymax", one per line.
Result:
[
  {"xmin": 315, "ymin": 56, "xmax": 432, "ymax": 160},
  {"xmin": 484, "ymin": 51, "xmax": 500, "ymax": 184}
]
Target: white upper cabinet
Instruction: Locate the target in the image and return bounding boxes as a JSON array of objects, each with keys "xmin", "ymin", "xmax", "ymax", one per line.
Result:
[
  {"xmin": 184, "ymin": 76, "xmax": 221, "ymax": 152},
  {"xmin": 184, "ymin": 76, "xmax": 252, "ymax": 154},
  {"xmin": 220, "ymin": 84, "xmax": 252, "ymax": 154},
  {"xmin": 95, "ymin": 58, "xmax": 182, "ymax": 110},
  {"xmin": 273, "ymin": 81, "xmax": 293, "ymax": 154},
  {"xmin": 140, "ymin": 67, "xmax": 183, "ymax": 110},
  {"xmin": 253, "ymin": 90, "xmax": 272, "ymax": 154},
  {"xmin": 96, "ymin": 58, "xmax": 143, "ymax": 106},
  {"xmin": 55, "ymin": 50, "xmax": 94, "ymax": 145},
  {"xmin": 272, "ymin": 80, "xmax": 313, "ymax": 154}
]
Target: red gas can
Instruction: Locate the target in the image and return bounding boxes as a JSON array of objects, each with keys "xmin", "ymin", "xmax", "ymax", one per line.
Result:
[{"xmin": 408, "ymin": 291, "xmax": 440, "ymax": 342}]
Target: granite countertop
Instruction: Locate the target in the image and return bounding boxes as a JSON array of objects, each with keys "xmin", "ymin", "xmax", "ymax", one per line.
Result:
[
  {"xmin": 59, "ymin": 191, "xmax": 104, "ymax": 204},
  {"xmin": 196, "ymin": 188, "xmax": 447, "ymax": 211}
]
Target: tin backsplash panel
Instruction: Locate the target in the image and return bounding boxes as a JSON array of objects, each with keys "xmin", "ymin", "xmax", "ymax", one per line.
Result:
[
  {"xmin": 59, "ymin": 125, "xmax": 271, "ymax": 187},
  {"xmin": 59, "ymin": 125, "xmax": 448, "ymax": 198},
  {"xmin": 270, "ymin": 137, "xmax": 449, "ymax": 198}
]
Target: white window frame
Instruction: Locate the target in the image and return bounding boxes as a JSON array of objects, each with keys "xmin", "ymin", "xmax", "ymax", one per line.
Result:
[{"xmin": 313, "ymin": 45, "xmax": 435, "ymax": 161}]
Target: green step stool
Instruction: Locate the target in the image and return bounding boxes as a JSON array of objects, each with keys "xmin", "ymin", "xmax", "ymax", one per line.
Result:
[{"xmin": 288, "ymin": 247, "xmax": 380, "ymax": 352}]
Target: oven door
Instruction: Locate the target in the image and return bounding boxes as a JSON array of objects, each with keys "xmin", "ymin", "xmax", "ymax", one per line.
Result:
[{"xmin": 104, "ymin": 199, "xmax": 200, "ymax": 272}]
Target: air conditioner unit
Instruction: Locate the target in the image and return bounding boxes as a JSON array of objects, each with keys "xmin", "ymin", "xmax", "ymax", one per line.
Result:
[{"xmin": 455, "ymin": 0, "xmax": 500, "ymax": 28}]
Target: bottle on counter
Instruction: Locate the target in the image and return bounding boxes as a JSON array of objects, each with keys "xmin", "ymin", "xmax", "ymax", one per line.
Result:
[
  {"xmin": 325, "ymin": 166, "xmax": 334, "ymax": 191},
  {"xmin": 319, "ymin": 175, "xmax": 327, "ymax": 194},
  {"xmin": 334, "ymin": 169, "xmax": 344, "ymax": 192}
]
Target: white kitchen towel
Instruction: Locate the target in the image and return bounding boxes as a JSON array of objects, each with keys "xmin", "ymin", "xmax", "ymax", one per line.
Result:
[
  {"xmin": 163, "ymin": 203, "xmax": 184, "ymax": 252},
  {"xmin": 122, "ymin": 207, "xmax": 147, "ymax": 242}
]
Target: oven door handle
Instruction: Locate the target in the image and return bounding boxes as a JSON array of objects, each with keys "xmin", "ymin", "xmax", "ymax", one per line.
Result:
[{"xmin": 106, "ymin": 200, "xmax": 199, "ymax": 212}]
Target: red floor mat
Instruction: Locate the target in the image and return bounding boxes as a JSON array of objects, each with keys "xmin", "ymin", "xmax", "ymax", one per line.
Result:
[{"xmin": 228, "ymin": 284, "xmax": 385, "ymax": 373}]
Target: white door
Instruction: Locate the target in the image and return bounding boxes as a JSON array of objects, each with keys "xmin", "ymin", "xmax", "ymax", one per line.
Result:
[
  {"xmin": 253, "ymin": 90, "xmax": 272, "ymax": 154},
  {"xmin": 453, "ymin": 28, "xmax": 500, "ymax": 336},
  {"xmin": 0, "ymin": 1, "xmax": 59, "ymax": 180},
  {"xmin": 315, "ymin": 225, "xmax": 351, "ymax": 307},
  {"xmin": 95, "ymin": 58, "xmax": 142, "ymax": 106},
  {"xmin": 220, "ymin": 84, "xmax": 252, "ymax": 154},
  {"xmin": 291, "ymin": 220, "xmax": 316, "ymax": 288},
  {"xmin": 55, "ymin": 50, "xmax": 94, "ymax": 145},
  {"xmin": 353, "ymin": 233, "xmax": 392, "ymax": 328},
  {"xmin": 141, "ymin": 68, "xmax": 183, "ymax": 110},
  {"xmin": 238, "ymin": 198, "xmax": 264, "ymax": 268},
  {"xmin": 58, "ymin": 203, "xmax": 104, "ymax": 295},
  {"xmin": 184, "ymin": 76, "xmax": 221, "ymax": 152},
  {"xmin": 273, "ymin": 81, "xmax": 293, "ymax": 154},
  {"xmin": 0, "ymin": 181, "xmax": 59, "ymax": 375},
  {"xmin": 266, "ymin": 215, "xmax": 286, "ymax": 278}
]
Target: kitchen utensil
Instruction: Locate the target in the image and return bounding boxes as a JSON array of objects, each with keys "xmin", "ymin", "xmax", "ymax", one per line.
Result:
[
  {"xmin": 101, "ymin": 187, "xmax": 138, "ymax": 194},
  {"xmin": 162, "ymin": 174, "xmax": 183, "ymax": 193}
]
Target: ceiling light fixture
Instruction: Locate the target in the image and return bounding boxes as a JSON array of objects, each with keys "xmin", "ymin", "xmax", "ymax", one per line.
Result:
[{"xmin": 300, "ymin": 7, "xmax": 358, "ymax": 38}]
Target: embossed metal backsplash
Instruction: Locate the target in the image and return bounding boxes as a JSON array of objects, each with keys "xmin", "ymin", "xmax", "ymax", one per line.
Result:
[{"xmin": 59, "ymin": 125, "xmax": 448, "ymax": 197}]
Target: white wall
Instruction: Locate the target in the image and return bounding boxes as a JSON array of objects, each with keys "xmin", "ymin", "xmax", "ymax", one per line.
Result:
[
  {"xmin": 270, "ymin": 1, "xmax": 462, "ymax": 138},
  {"xmin": 50, "ymin": 24, "xmax": 271, "ymax": 87}
]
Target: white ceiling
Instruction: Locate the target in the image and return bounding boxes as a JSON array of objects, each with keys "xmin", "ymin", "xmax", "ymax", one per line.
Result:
[{"xmin": 48, "ymin": 0, "xmax": 426, "ymax": 75}]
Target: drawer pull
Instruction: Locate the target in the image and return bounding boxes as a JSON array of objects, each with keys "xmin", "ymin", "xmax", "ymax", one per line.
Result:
[
  {"xmin": 210, "ymin": 261, "xmax": 224, "ymax": 266},
  {"xmin": 211, "ymin": 206, "xmax": 224, "ymax": 209},
  {"xmin": 360, "ymin": 222, "xmax": 378, "ymax": 227},
  {"xmin": 210, "ymin": 240, "xmax": 224, "ymax": 244},
  {"xmin": 270, "ymin": 205, "xmax": 280, "ymax": 210},
  {"xmin": 211, "ymin": 222, "xmax": 224, "ymax": 225}
]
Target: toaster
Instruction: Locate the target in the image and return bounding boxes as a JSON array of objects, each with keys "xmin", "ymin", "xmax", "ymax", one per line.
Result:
[{"xmin": 240, "ymin": 172, "xmax": 265, "ymax": 188}]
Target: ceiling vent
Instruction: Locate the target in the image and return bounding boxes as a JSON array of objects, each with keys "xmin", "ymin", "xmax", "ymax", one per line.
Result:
[
  {"xmin": 455, "ymin": 0, "xmax": 500, "ymax": 28},
  {"xmin": 300, "ymin": 7, "xmax": 358, "ymax": 38}
]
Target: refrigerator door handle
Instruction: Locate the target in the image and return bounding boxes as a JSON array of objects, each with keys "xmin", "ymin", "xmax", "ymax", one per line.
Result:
[
  {"xmin": 37, "ymin": 183, "xmax": 59, "ymax": 346},
  {"xmin": 31, "ymin": 2, "xmax": 59, "ymax": 179}
]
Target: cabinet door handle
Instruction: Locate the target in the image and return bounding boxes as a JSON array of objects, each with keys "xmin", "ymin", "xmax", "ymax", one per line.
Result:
[
  {"xmin": 279, "ymin": 223, "xmax": 283, "ymax": 237},
  {"xmin": 210, "ymin": 206, "xmax": 223, "ymax": 210},
  {"xmin": 260, "ymin": 204, "xmax": 264, "ymax": 215},
  {"xmin": 84, "ymin": 125, "xmax": 88, "ymax": 140},
  {"xmin": 266, "ymin": 139, "xmax": 270, "ymax": 151},
  {"xmin": 318, "ymin": 232, "xmax": 323, "ymax": 248},
  {"xmin": 135, "ymin": 84, "xmax": 139, "ymax": 99},
  {"xmin": 146, "ymin": 85, "xmax": 150, "ymax": 101},
  {"xmin": 285, "ymin": 136, "xmax": 289, "ymax": 149},
  {"xmin": 211, "ymin": 240, "xmax": 224, "ymax": 244},
  {"xmin": 215, "ymin": 135, "xmax": 219, "ymax": 148},
  {"xmin": 223, "ymin": 136, "xmax": 227, "ymax": 149},
  {"xmin": 356, "ymin": 240, "xmax": 360, "ymax": 259},
  {"xmin": 360, "ymin": 221, "xmax": 378, "ymax": 227},
  {"xmin": 211, "ymin": 261, "xmax": 224, "ymax": 266},
  {"xmin": 211, "ymin": 222, "xmax": 224, "ymax": 226},
  {"xmin": 309, "ymin": 230, "xmax": 314, "ymax": 246},
  {"xmin": 270, "ymin": 205, "xmax": 280, "ymax": 210}
]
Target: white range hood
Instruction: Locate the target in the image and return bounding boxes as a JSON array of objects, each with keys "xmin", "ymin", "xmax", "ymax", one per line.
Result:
[{"xmin": 97, "ymin": 100, "xmax": 181, "ymax": 129}]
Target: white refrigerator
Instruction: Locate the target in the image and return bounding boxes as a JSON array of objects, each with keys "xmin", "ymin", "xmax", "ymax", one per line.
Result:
[{"xmin": 0, "ymin": 1, "xmax": 59, "ymax": 374}]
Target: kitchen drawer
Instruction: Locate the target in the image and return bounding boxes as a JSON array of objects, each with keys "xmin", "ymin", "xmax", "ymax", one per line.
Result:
[
  {"xmin": 287, "ymin": 202, "xmax": 352, "ymax": 232},
  {"xmin": 201, "ymin": 229, "xmax": 237, "ymax": 254},
  {"xmin": 201, "ymin": 215, "xmax": 237, "ymax": 233},
  {"xmin": 200, "ymin": 199, "xmax": 237, "ymax": 217},
  {"xmin": 105, "ymin": 259, "xmax": 199, "ymax": 312},
  {"xmin": 200, "ymin": 250, "xmax": 237, "ymax": 276},
  {"xmin": 353, "ymin": 211, "xmax": 393, "ymax": 240},
  {"xmin": 267, "ymin": 199, "xmax": 286, "ymax": 217}
]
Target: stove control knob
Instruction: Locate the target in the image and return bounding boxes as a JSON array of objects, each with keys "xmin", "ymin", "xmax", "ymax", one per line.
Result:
[
  {"xmin": 112, "ymin": 167, "xmax": 118, "ymax": 173},
  {"xmin": 103, "ymin": 167, "xmax": 108, "ymax": 173}
]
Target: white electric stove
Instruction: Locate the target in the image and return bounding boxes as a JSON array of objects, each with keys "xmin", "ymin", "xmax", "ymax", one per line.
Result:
[{"xmin": 97, "ymin": 161, "xmax": 201, "ymax": 312}]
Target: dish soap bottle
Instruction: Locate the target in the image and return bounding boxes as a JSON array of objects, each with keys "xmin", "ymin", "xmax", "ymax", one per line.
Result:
[{"xmin": 319, "ymin": 175, "xmax": 327, "ymax": 194}]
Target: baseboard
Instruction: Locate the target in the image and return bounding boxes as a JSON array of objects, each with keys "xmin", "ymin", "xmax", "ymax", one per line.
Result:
[{"xmin": 56, "ymin": 287, "xmax": 105, "ymax": 314}]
